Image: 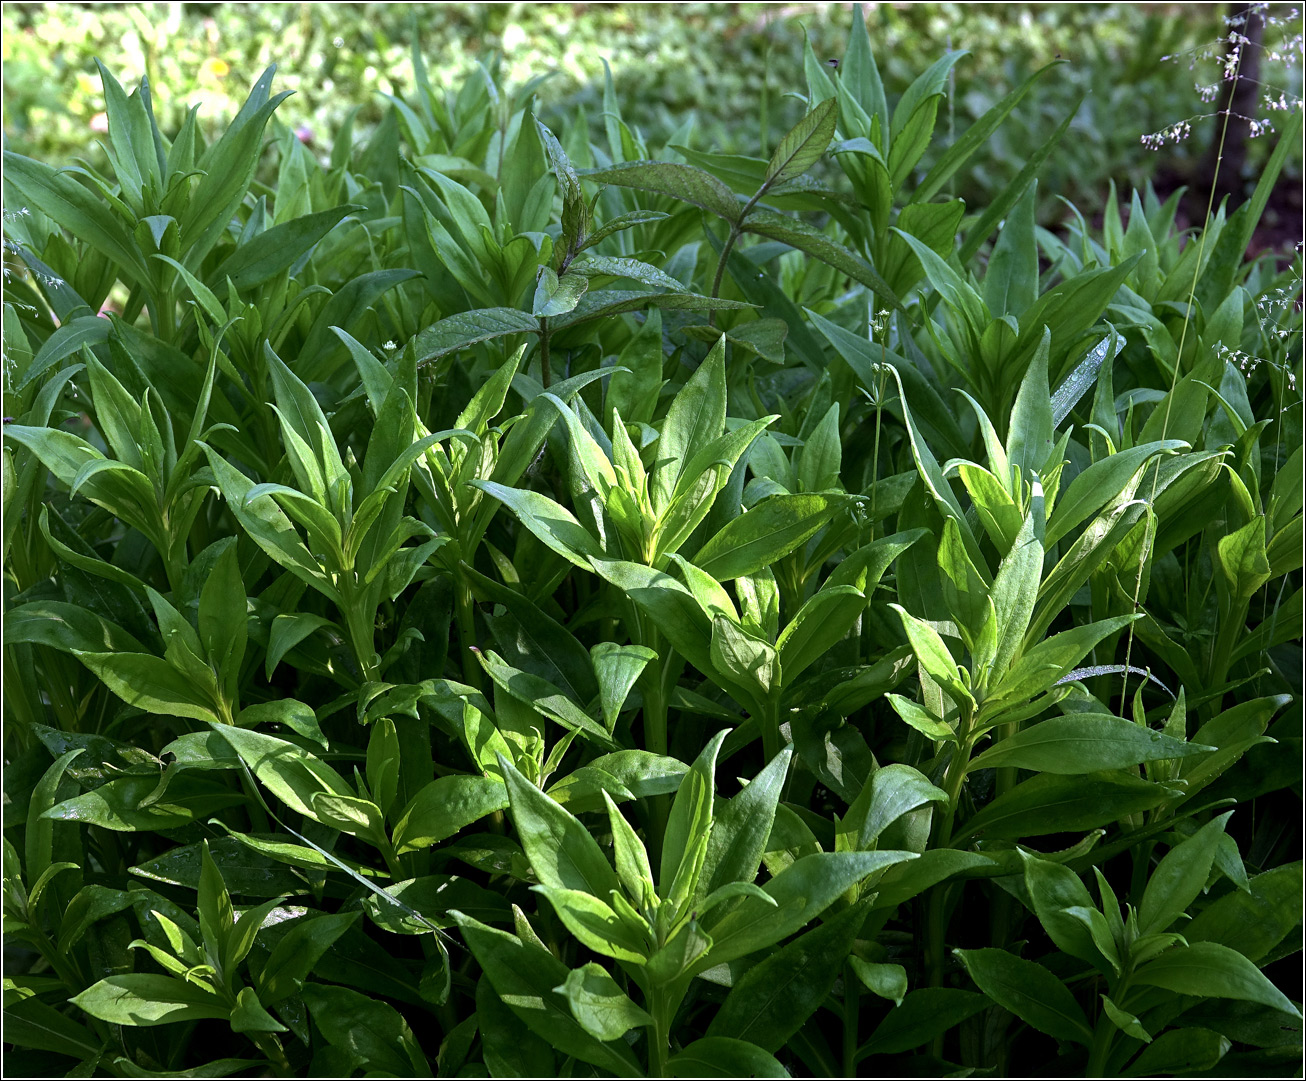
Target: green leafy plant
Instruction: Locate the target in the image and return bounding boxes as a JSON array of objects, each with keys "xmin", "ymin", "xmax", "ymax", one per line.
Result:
[{"xmin": 3, "ymin": 11, "xmax": 1300, "ymax": 1078}]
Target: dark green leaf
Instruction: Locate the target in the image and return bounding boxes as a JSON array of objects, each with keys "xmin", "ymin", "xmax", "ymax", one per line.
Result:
[{"xmin": 954, "ymin": 948, "xmax": 1093, "ymax": 1044}]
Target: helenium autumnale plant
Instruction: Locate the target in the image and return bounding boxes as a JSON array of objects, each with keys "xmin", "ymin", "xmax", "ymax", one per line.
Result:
[{"xmin": 2, "ymin": 9, "xmax": 1301, "ymax": 1078}]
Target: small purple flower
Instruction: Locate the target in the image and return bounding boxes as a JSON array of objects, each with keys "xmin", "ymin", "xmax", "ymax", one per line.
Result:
[{"xmin": 295, "ymin": 125, "xmax": 314, "ymax": 144}]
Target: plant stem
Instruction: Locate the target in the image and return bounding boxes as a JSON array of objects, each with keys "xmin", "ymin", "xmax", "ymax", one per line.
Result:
[
  {"xmin": 648, "ymin": 986, "xmax": 672, "ymax": 1078},
  {"xmin": 842, "ymin": 959, "xmax": 860, "ymax": 1077},
  {"xmin": 455, "ymin": 572, "xmax": 483, "ymax": 691},
  {"xmin": 1085, "ymin": 1007, "xmax": 1118, "ymax": 1077},
  {"xmin": 250, "ymin": 1032, "xmax": 292, "ymax": 1074},
  {"xmin": 341, "ymin": 582, "xmax": 381, "ymax": 683},
  {"xmin": 539, "ymin": 318, "xmax": 552, "ymax": 387},
  {"xmin": 927, "ymin": 720, "xmax": 974, "ymax": 1061},
  {"xmin": 760, "ymin": 697, "xmax": 782, "ymax": 765},
  {"xmin": 641, "ymin": 641, "xmax": 672, "ymax": 865},
  {"xmin": 707, "ymin": 225, "xmax": 742, "ymax": 327}
]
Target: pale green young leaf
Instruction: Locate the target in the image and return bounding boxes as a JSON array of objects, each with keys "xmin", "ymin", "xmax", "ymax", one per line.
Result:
[
  {"xmin": 590, "ymin": 643, "xmax": 657, "ymax": 732},
  {"xmin": 69, "ymin": 974, "xmax": 228, "ymax": 1027},
  {"xmin": 472, "ymin": 481, "xmax": 603, "ymax": 569},
  {"xmin": 533, "ymin": 885, "xmax": 648, "ymax": 963},
  {"xmin": 555, "ymin": 962, "xmax": 653, "ymax": 1041},
  {"xmin": 451, "ymin": 910, "xmax": 643, "ymax": 1076},
  {"xmin": 533, "ymin": 266, "xmax": 588, "ymax": 318},
  {"xmin": 661, "ymin": 730, "xmax": 728, "ymax": 904},
  {"xmin": 653, "ymin": 336, "xmax": 728, "ymax": 510},
  {"xmin": 499, "ymin": 755, "xmax": 620, "ymax": 900}
]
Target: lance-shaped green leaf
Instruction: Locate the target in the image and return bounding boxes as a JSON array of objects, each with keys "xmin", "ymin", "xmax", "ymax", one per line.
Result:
[
  {"xmin": 1046, "ymin": 440, "xmax": 1189, "ymax": 547},
  {"xmin": 393, "ymin": 775, "xmax": 510, "ymax": 854},
  {"xmin": 70, "ymin": 651, "xmax": 223, "ymax": 724},
  {"xmin": 958, "ymin": 101, "xmax": 1080, "ymax": 263},
  {"xmin": 1138, "ymin": 813, "xmax": 1232, "ymax": 937},
  {"xmin": 842, "ymin": 764, "xmax": 949, "ymax": 852},
  {"xmin": 555, "ymin": 963, "xmax": 653, "ymax": 1041},
  {"xmin": 859, "ymin": 988, "xmax": 990, "ymax": 1057},
  {"xmin": 654, "ymin": 416, "xmax": 776, "ymax": 558},
  {"xmin": 210, "ymin": 724, "xmax": 353, "ymax": 819},
  {"xmin": 581, "ymin": 160, "xmax": 740, "ymax": 222},
  {"xmin": 693, "ymin": 493, "xmax": 839, "ymax": 582},
  {"xmin": 534, "ymin": 266, "xmax": 588, "ymax": 317},
  {"xmin": 1132, "ymin": 941, "xmax": 1302, "ymax": 1017},
  {"xmin": 471, "ymin": 480, "xmax": 603, "ymax": 568},
  {"xmin": 957, "ymin": 772, "xmax": 1178, "ymax": 841},
  {"xmin": 668, "ymin": 1037, "xmax": 787, "ymax": 1078},
  {"xmin": 589, "ymin": 558, "xmax": 719, "ymax": 691},
  {"xmin": 4, "ymin": 600, "xmax": 148, "ymax": 657},
  {"xmin": 4, "ymin": 425, "xmax": 160, "ymax": 544},
  {"xmin": 69, "ymin": 974, "xmax": 229, "ymax": 1027},
  {"xmin": 889, "ymin": 604, "xmax": 972, "ymax": 707},
  {"xmin": 2, "ymin": 152, "xmax": 151, "ymax": 284},
  {"xmin": 590, "ymin": 643, "xmax": 657, "ymax": 731},
  {"xmin": 301, "ymin": 983, "xmax": 430, "ymax": 1076},
  {"xmin": 211, "ymin": 204, "xmax": 361, "ymax": 290},
  {"xmin": 3, "ymin": 991, "xmax": 105, "ymax": 1059},
  {"xmin": 477, "ymin": 650, "xmax": 615, "ymax": 747},
  {"xmin": 569, "ymin": 254, "xmax": 686, "ymax": 292},
  {"xmin": 1019, "ymin": 851, "xmax": 1103, "ymax": 967},
  {"xmin": 851, "ymin": 960, "xmax": 908, "ymax": 1007},
  {"xmin": 776, "ymin": 584, "xmax": 866, "ymax": 681},
  {"xmin": 1217, "ymin": 515, "xmax": 1272, "ymax": 602},
  {"xmin": 886, "ymin": 693, "xmax": 957, "ymax": 742},
  {"xmin": 699, "ymin": 748, "xmax": 791, "ymax": 897},
  {"xmin": 409, "ymin": 307, "xmax": 539, "ymax": 366},
  {"xmin": 968, "ymin": 715, "xmax": 1212, "ymax": 775},
  {"xmin": 652, "ymin": 336, "xmax": 727, "ymax": 509},
  {"xmin": 1185, "ymin": 862, "xmax": 1303, "ymax": 963},
  {"xmin": 181, "ymin": 66, "xmax": 291, "ymax": 268},
  {"xmin": 203, "ymin": 450, "xmax": 339, "ymax": 602},
  {"xmin": 256, "ymin": 911, "xmax": 360, "ymax": 1005},
  {"xmin": 746, "ymin": 208, "xmax": 900, "ymax": 309},
  {"xmin": 533, "ymin": 885, "xmax": 648, "ymax": 963},
  {"xmin": 709, "ymin": 616, "xmax": 779, "ymax": 701},
  {"xmin": 1006, "ymin": 327, "xmax": 1054, "ymax": 482},
  {"xmin": 578, "ymin": 208, "xmax": 670, "ymax": 252},
  {"xmin": 762, "ymin": 97, "xmax": 837, "ymax": 190},
  {"xmin": 43, "ymin": 774, "xmax": 243, "ymax": 833},
  {"xmin": 707, "ymin": 896, "xmax": 868, "ymax": 1052},
  {"xmin": 659, "ymin": 731, "xmax": 728, "ymax": 913},
  {"xmin": 451, "ymin": 911, "xmax": 643, "ymax": 1076},
  {"xmin": 987, "ymin": 613, "xmax": 1139, "ymax": 711},
  {"xmin": 954, "ymin": 948, "xmax": 1093, "ymax": 1045},
  {"xmin": 1122, "ymin": 1028, "xmax": 1232, "ymax": 1076},
  {"xmin": 498, "ymin": 754, "xmax": 620, "ymax": 900},
  {"xmin": 914, "ymin": 59, "xmax": 1064, "ymax": 203},
  {"xmin": 199, "ymin": 540, "xmax": 246, "ymax": 704},
  {"xmin": 554, "ymin": 289, "xmax": 753, "ymax": 329},
  {"xmin": 697, "ymin": 850, "xmax": 916, "ymax": 969}
]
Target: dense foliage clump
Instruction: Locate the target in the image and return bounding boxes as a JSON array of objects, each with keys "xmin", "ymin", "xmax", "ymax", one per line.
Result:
[{"xmin": 2, "ymin": 8, "xmax": 1302, "ymax": 1078}]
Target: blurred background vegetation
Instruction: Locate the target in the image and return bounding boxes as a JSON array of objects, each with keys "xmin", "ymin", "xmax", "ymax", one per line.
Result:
[{"xmin": 3, "ymin": 2, "xmax": 1302, "ymax": 232}]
